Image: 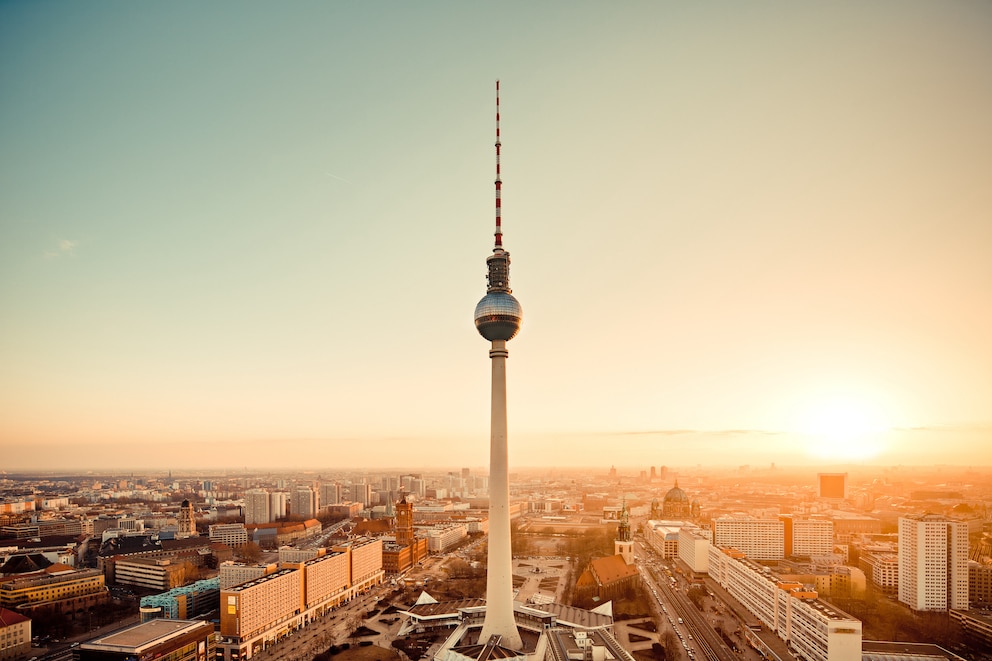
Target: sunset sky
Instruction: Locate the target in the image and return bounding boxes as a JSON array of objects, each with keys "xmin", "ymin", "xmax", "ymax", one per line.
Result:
[{"xmin": 2, "ymin": 2, "xmax": 990, "ymax": 472}]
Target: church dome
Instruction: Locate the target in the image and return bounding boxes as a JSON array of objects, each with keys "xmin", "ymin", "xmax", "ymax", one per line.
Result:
[{"xmin": 663, "ymin": 482, "xmax": 689, "ymax": 504}]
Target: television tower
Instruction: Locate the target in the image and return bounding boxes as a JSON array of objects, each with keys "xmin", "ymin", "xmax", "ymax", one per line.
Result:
[{"xmin": 474, "ymin": 80, "xmax": 523, "ymax": 649}]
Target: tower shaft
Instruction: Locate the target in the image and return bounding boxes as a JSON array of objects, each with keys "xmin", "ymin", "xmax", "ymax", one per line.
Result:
[{"xmin": 479, "ymin": 339, "xmax": 522, "ymax": 648}]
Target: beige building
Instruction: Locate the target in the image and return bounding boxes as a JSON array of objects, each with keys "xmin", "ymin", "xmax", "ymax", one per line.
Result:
[
  {"xmin": 209, "ymin": 523, "xmax": 249, "ymax": 548},
  {"xmin": 791, "ymin": 518, "xmax": 834, "ymax": 557},
  {"xmin": 860, "ymin": 550, "xmax": 899, "ymax": 593},
  {"xmin": 218, "ymin": 562, "xmax": 277, "ymax": 590},
  {"xmin": 115, "ymin": 558, "xmax": 192, "ymax": 591},
  {"xmin": 0, "ymin": 567, "xmax": 109, "ymax": 614},
  {"xmin": 899, "ymin": 514, "xmax": 969, "ymax": 611},
  {"xmin": 217, "ymin": 538, "xmax": 384, "ymax": 661},
  {"xmin": 708, "ymin": 549, "xmax": 862, "ymax": 661},
  {"xmin": 425, "ymin": 523, "xmax": 468, "ymax": 553},
  {"xmin": 0, "ymin": 607, "xmax": 30, "ymax": 661},
  {"xmin": 678, "ymin": 525, "xmax": 711, "ymax": 573},
  {"xmin": 970, "ymin": 561, "xmax": 992, "ymax": 606},
  {"xmin": 713, "ymin": 516, "xmax": 784, "ymax": 560}
]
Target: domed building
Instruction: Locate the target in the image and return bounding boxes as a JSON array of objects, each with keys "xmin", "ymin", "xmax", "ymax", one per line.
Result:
[{"xmin": 662, "ymin": 480, "xmax": 691, "ymax": 519}]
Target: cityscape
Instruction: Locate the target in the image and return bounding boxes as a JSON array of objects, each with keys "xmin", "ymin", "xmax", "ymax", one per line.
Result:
[{"xmin": 2, "ymin": 3, "xmax": 991, "ymax": 661}]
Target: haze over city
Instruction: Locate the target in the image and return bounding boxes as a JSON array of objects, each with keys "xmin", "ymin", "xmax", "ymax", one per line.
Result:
[{"xmin": 2, "ymin": 2, "xmax": 990, "ymax": 471}]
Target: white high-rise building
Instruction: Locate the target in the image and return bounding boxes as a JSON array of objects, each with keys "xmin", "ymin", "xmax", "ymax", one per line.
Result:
[
  {"xmin": 713, "ymin": 516, "xmax": 785, "ymax": 560},
  {"xmin": 245, "ymin": 489, "xmax": 270, "ymax": 525},
  {"xmin": 898, "ymin": 514, "xmax": 969, "ymax": 611},
  {"xmin": 351, "ymin": 482, "xmax": 372, "ymax": 508},
  {"xmin": 319, "ymin": 482, "xmax": 341, "ymax": 506},
  {"xmin": 792, "ymin": 518, "xmax": 834, "ymax": 557},
  {"xmin": 269, "ymin": 491, "xmax": 288, "ymax": 521},
  {"xmin": 292, "ymin": 486, "xmax": 317, "ymax": 519}
]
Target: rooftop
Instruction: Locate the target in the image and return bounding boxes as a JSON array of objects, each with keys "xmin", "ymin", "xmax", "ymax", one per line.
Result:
[{"xmin": 83, "ymin": 619, "xmax": 212, "ymax": 652}]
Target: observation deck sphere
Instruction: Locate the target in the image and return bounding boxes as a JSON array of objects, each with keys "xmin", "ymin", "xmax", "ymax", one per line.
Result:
[{"xmin": 474, "ymin": 292, "xmax": 522, "ymax": 341}]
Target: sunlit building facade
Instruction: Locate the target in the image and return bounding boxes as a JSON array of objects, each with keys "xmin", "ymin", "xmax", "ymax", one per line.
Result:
[
  {"xmin": 216, "ymin": 538, "xmax": 384, "ymax": 660},
  {"xmin": 708, "ymin": 548, "xmax": 862, "ymax": 661},
  {"xmin": 713, "ymin": 516, "xmax": 784, "ymax": 560},
  {"xmin": 898, "ymin": 514, "xmax": 968, "ymax": 611}
]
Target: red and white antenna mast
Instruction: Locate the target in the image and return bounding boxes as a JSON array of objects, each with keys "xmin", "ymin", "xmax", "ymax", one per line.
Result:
[{"xmin": 494, "ymin": 79, "xmax": 503, "ymax": 251}]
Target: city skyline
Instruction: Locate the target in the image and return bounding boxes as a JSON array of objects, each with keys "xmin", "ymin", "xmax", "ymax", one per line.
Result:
[{"xmin": 2, "ymin": 3, "xmax": 991, "ymax": 472}]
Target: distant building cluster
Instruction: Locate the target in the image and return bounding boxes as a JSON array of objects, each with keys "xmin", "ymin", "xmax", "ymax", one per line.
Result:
[{"xmin": 0, "ymin": 459, "xmax": 991, "ymax": 660}]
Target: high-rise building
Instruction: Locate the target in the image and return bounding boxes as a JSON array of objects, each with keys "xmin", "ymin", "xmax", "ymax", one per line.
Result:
[
  {"xmin": 898, "ymin": 514, "xmax": 969, "ymax": 611},
  {"xmin": 474, "ymin": 80, "xmax": 524, "ymax": 650},
  {"xmin": 244, "ymin": 489, "xmax": 270, "ymax": 525},
  {"xmin": 319, "ymin": 482, "xmax": 341, "ymax": 507},
  {"xmin": 780, "ymin": 515, "xmax": 834, "ymax": 557},
  {"xmin": 351, "ymin": 482, "xmax": 372, "ymax": 508},
  {"xmin": 292, "ymin": 487, "xmax": 317, "ymax": 520},
  {"xmin": 269, "ymin": 491, "xmax": 288, "ymax": 521},
  {"xmin": 713, "ymin": 516, "xmax": 785, "ymax": 560},
  {"xmin": 818, "ymin": 473, "xmax": 848, "ymax": 500}
]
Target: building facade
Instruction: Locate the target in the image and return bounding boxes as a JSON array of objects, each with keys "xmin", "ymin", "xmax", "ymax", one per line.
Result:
[
  {"xmin": 713, "ymin": 517, "xmax": 785, "ymax": 560},
  {"xmin": 78, "ymin": 618, "xmax": 215, "ymax": 661},
  {"xmin": 209, "ymin": 523, "xmax": 249, "ymax": 548},
  {"xmin": 898, "ymin": 514, "xmax": 969, "ymax": 611},
  {"xmin": 0, "ymin": 608, "xmax": 30, "ymax": 661},
  {"xmin": 708, "ymin": 548, "xmax": 862, "ymax": 661},
  {"xmin": 216, "ymin": 538, "xmax": 384, "ymax": 661}
]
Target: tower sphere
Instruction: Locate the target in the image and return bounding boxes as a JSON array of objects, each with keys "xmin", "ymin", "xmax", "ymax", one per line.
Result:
[{"xmin": 474, "ymin": 291, "xmax": 522, "ymax": 341}]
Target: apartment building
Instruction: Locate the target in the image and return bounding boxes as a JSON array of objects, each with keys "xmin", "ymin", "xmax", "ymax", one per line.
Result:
[
  {"xmin": 209, "ymin": 523, "xmax": 249, "ymax": 548},
  {"xmin": 791, "ymin": 518, "xmax": 834, "ymax": 557},
  {"xmin": 217, "ymin": 538, "xmax": 384, "ymax": 661},
  {"xmin": 899, "ymin": 514, "xmax": 969, "ymax": 611},
  {"xmin": 678, "ymin": 525, "xmax": 711, "ymax": 573},
  {"xmin": 708, "ymin": 548, "xmax": 862, "ymax": 661},
  {"xmin": 219, "ymin": 562, "xmax": 277, "ymax": 590},
  {"xmin": 713, "ymin": 516, "xmax": 784, "ymax": 560},
  {"xmin": 424, "ymin": 523, "xmax": 467, "ymax": 553}
]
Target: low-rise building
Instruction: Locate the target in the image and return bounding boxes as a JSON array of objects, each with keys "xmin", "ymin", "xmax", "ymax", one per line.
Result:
[
  {"xmin": 77, "ymin": 618, "xmax": 215, "ymax": 661},
  {"xmin": 115, "ymin": 558, "xmax": 192, "ymax": 591},
  {"xmin": 0, "ymin": 607, "xmax": 30, "ymax": 661},
  {"xmin": 209, "ymin": 523, "xmax": 248, "ymax": 548},
  {"xmin": 139, "ymin": 578, "xmax": 220, "ymax": 622},
  {"xmin": 424, "ymin": 523, "xmax": 467, "ymax": 553},
  {"xmin": 0, "ymin": 566, "xmax": 109, "ymax": 617}
]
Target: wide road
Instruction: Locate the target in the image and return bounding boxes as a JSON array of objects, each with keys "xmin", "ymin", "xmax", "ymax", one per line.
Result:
[{"xmin": 635, "ymin": 542, "xmax": 738, "ymax": 661}]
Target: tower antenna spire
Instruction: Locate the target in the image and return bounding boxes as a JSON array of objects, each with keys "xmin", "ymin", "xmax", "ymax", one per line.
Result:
[{"xmin": 494, "ymin": 79, "xmax": 503, "ymax": 251}]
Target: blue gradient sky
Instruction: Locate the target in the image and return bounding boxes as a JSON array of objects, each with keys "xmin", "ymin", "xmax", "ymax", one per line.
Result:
[{"xmin": 2, "ymin": 2, "xmax": 990, "ymax": 471}]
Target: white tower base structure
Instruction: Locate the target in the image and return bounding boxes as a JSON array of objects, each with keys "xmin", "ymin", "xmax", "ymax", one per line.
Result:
[{"xmin": 478, "ymin": 339, "xmax": 522, "ymax": 648}]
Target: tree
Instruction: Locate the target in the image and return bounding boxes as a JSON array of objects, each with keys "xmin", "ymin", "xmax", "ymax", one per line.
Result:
[
  {"xmin": 662, "ymin": 630, "xmax": 680, "ymax": 661},
  {"xmin": 687, "ymin": 585, "xmax": 707, "ymax": 610},
  {"xmin": 239, "ymin": 542, "xmax": 263, "ymax": 563}
]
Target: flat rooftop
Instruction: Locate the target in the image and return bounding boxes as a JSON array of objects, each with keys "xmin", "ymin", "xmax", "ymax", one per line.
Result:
[{"xmin": 83, "ymin": 619, "xmax": 210, "ymax": 652}]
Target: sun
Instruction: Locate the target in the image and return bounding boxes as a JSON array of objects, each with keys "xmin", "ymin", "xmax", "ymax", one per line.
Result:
[{"xmin": 792, "ymin": 393, "xmax": 892, "ymax": 461}]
